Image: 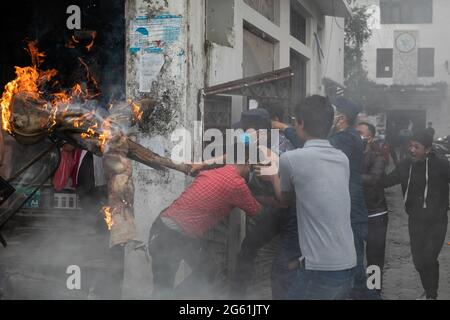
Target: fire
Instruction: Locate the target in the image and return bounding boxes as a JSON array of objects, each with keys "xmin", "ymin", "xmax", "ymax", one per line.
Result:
[
  {"xmin": 78, "ymin": 58, "xmax": 100, "ymax": 98},
  {"xmin": 65, "ymin": 31, "xmax": 97, "ymax": 52},
  {"xmin": 98, "ymin": 119, "xmax": 112, "ymax": 153},
  {"xmin": 65, "ymin": 35, "xmax": 80, "ymax": 49},
  {"xmin": 26, "ymin": 40, "xmax": 46, "ymax": 67},
  {"xmin": 85, "ymin": 31, "xmax": 97, "ymax": 52},
  {"xmin": 101, "ymin": 206, "xmax": 116, "ymax": 231},
  {"xmin": 130, "ymin": 101, "xmax": 143, "ymax": 121},
  {"xmin": 0, "ymin": 41, "xmax": 55, "ymax": 133},
  {"xmin": 0, "ymin": 41, "xmax": 108, "ymax": 151},
  {"xmin": 80, "ymin": 123, "xmax": 98, "ymax": 139}
]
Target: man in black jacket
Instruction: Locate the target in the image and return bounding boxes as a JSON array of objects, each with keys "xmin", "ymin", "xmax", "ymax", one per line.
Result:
[
  {"xmin": 329, "ymin": 97, "xmax": 369, "ymax": 299},
  {"xmin": 383, "ymin": 130, "xmax": 449, "ymax": 300},
  {"xmin": 357, "ymin": 122, "xmax": 388, "ymax": 295}
]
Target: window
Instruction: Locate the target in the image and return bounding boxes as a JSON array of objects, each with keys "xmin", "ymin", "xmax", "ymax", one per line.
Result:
[
  {"xmin": 380, "ymin": 0, "xmax": 433, "ymax": 24},
  {"xmin": 418, "ymin": 48, "xmax": 435, "ymax": 77},
  {"xmin": 244, "ymin": 0, "xmax": 277, "ymax": 23},
  {"xmin": 290, "ymin": 0, "xmax": 306, "ymax": 44},
  {"xmin": 243, "ymin": 27, "xmax": 275, "ymax": 78},
  {"xmin": 376, "ymin": 49, "xmax": 393, "ymax": 78},
  {"xmin": 290, "ymin": 50, "xmax": 306, "ymax": 106}
]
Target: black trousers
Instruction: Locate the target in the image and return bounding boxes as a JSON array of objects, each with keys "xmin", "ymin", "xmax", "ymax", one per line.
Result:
[
  {"xmin": 148, "ymin": 218, "xmax": 218, "ymax": 299},
  {"xmin": 230, "ymin": 206, "xmax": 301, "ymax": 300},
  {"xmin": 366, "ymin": 215, "xmax": 388, "ymax": 273},
  {"xmin": 409, "ymin": 214, "xmax": 448, "ymax": 299},
  {"xmin": 230, "ymin": 206, "xmax": 282, "ymax": 299}
]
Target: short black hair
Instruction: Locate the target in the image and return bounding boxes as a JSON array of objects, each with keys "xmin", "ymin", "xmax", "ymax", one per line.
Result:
[
  {"xmin": 295, "ymin": 95, "xmax": 333, "ymax": 139},
  {"xmin": 411, "ymin": 130, "xmax": 433, "ymax": 148},
  {"xmin": 358, "ymin": 122, "xmax": 376, "ymax": 138}
]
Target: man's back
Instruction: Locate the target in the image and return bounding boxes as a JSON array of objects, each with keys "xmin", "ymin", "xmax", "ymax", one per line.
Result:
[
  {"xmin": 162, "ymin": 165, "xmax": 260, "ymax": 237},
  {"xmin": 329, "ymin": 127, "xmax": 368, "ymax": 224},
  {"xmin": 280, "ymin": 139, "xmax": 356, "ymax": 271}
]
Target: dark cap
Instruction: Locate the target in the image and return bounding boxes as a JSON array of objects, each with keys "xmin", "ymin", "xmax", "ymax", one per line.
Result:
[
  {"xmin": 331, "ymin": 96, "xmax": 362, "ymax": 123},
  {"xmin": 411, "ymin": 130, "xmax": 433, "ymax": 148},
  {"xmin": 232, "ymin": 109, "xmax": 271, "ymax": 131}
]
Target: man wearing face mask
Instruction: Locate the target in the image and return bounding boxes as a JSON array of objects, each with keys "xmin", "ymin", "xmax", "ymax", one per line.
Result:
[
  {"xmin": 357, "ymin": 122, "xmax": 388, "ymax": 296},
  {"xmin": 382, "ymin": 130, "xmax": 450, "ymax": 300},
  {"xmin": 328, "ymin": 97, "xmax": 371, "ymax": 300}
]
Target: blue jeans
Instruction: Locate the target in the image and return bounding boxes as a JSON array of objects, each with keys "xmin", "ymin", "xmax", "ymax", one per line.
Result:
[
  {"xmin": 271, "ymin": 250, "xmax": 300, "ymax": 300},
  {"xmin": 286, "ymin": 268, "xmax": 354, "ymax": 300}
]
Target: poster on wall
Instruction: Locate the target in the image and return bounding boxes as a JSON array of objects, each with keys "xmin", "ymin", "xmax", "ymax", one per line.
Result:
[
  {"xmin": 130, "ymin": 14, "xmax": 182, "ymax": 93},
  {"xmin": 139, "ymin": 53, "xmax": 165, "ymax": 93},
  {"xmin": 129, "ymin": 14, "xmax": 182, "ymax": 54}
]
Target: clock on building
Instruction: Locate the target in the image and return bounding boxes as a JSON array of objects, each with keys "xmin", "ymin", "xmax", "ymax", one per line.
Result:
[{"xmin": 395, "ymin": 32, "xmax": 417, "ymax": 53}]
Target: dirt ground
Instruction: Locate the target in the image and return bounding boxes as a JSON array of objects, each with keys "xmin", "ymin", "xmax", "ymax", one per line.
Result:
[{"xmin": 382, "ymin": 185, "xmax": 450, "ymax": 300}]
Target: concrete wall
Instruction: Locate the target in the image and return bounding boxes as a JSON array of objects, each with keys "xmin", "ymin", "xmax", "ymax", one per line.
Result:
[
  {"xmin": 208, "ymin": 0, "xmax": 346, "ymax": 119},
  {"xmin": 123, "ymin": 0, "xmax": 205, "ymax": 299}
]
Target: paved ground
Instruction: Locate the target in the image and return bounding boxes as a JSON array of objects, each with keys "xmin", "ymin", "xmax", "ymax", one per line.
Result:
[
  {"xmin": 0, "ymin": 211, "xmax": 123, "ymax": 300},
  {"xmin": 1, "ymin": 187, "xmax": 449, "ymax": 300},
  {"xmin": 382, "ymin": 185, "xmax": 450, "ymax": 300}
]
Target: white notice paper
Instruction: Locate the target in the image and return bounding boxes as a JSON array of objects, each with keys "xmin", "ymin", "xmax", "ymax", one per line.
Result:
[{"xmin": 139, "ymin": 53, "xmax": 165, "ymax": 93}]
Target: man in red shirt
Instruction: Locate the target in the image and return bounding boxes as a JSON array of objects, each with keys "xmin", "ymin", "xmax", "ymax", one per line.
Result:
[{"xmin": 148, "ymin": 144, "xmax": 266, "ymax": 299}]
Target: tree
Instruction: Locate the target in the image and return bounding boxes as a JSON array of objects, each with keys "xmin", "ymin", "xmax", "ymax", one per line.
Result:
[
  {"xmin": 344, "ymin": 1, "xmax": 387, "ymax": 114},
  {"xmin": 344, "ymin": 3, "xmax": 372, "ymax": 87}
]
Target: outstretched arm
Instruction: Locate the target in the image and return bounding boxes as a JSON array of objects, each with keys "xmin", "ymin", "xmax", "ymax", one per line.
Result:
[
  {"xmin": 382, "ymin": 167, "xmax": 402, "ymax": 188},
  {"xmin": 272, "ymin": 121, "xmax": 302, "ymax": 149},
  {"xmin": 255, "ymin": 147, "xmax": 295, "ymax": 207}
]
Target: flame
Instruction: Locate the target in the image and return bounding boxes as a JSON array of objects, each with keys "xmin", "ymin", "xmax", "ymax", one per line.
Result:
[
  {"xmin": 85, "ymin": 31, "xmax": 97, "ymax": 52},
  {"xmin": 130, "ymin": 101, "xmax": 143, "ymax": 121},
  {"xmin": 1, "ymin": 41, "xmax": 109, "ymax": 152},
  {"xmin": 0, "ymin": 42, "xmax": 53, "ymax": 133},
  {"xmin": 65, "ymin": 35, "xmax": 80, "ymax": 49},
  {"xmin": 78, "ymin": 58, "xmax": 100, "ymax": 98},
  {"xmin": 98, "ymin": 119, "xmax": 112, "ymax": 153},
  {"xmin": 101, "ymin": 206, "xmax": 116, "ymax": 231},
  {"xmin": 26, "ymin": 40, "xmax": 46, "ymax": 67}
]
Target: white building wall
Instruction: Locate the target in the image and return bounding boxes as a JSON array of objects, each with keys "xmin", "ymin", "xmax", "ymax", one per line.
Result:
[
  {"xmin": 361, "ymin": 0, "xmax": 450, "ymax": 86},
  {"xmin": 208, "ymin": 0, "xmax": 347, "ymax": 120},
  {"xmin": 359, "ymin": 0, "xmax": 450, "ymax": 136}
]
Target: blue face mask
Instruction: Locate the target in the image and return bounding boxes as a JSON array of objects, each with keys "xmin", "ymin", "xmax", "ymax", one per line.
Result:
[{"xmin": 239, "ymin": 133, "xmax": 252, "ymax": 145}]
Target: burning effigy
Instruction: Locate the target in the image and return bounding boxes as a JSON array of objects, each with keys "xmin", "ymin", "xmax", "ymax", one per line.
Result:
[{"xmin": 0, "ymin": 41, "xmax": 191, "ymax": 247}]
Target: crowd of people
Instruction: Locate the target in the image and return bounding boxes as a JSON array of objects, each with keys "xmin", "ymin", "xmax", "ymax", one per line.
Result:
[{"xmin": 148, "ymin": 94, "xmax": 449, "ymax": 300}]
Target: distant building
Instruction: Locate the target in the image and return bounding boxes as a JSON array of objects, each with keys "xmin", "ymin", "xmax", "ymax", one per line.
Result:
[{"xmin": 359, "ymin": 0, "xmax": 450, "ymax": 137}]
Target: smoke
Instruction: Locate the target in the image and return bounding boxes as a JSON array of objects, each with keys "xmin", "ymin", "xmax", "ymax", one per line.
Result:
[
  {"xmin": 0, "ymin": 139, "xmax": 125, "ymax": 299},
  {"xmin": 0, "ymin": 202, "xmax": 124, "ymax": 299}
]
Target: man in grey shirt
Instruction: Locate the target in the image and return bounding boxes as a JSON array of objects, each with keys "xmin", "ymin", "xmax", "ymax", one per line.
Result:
[{"xmin": 264, "ymin": 95, "xmax": 356, "ymax": 300}]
